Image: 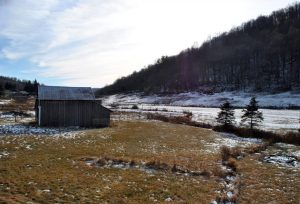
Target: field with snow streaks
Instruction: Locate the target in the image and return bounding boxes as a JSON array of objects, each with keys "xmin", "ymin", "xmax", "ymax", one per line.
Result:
[
  {"xmin": 1, "ymin": 112, "xmax": 300, "ymax": 203},
  {"xmin": 1, "ymin": 98, "xmax": 299, "ymax": 203},
  {"xmin": 104, "ymin": 104, "xmax": 300, "ymax": 132}
]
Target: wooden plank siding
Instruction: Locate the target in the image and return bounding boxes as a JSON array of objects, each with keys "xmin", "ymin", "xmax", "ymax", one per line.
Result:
[{"xmin": 38, "ymin": 100, "xmax": 110, "ymax": 127}]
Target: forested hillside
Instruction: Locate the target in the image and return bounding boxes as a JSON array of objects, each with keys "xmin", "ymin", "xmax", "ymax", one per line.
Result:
[
  {"xmin": 0, "ymin": 76, "xmax": 39, "ymax": 96},
  {"xmin": 98, "ymin": 3, "xmax": 300, "ymax": 95}
]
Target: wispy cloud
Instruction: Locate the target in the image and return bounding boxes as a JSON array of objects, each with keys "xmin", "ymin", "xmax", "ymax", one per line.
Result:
[{"xmin": 0, "ymin": 0, "xmax": 295, "ymax": 87}]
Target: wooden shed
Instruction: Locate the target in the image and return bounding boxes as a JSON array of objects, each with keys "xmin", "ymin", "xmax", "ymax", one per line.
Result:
[{"xmin": 35, "ymin": 86, "xmax": 111, "ymax": 127}]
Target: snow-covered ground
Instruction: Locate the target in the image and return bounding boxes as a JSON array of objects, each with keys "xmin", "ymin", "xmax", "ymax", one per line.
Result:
[
  {"xmin": 205, "ymin": 132, "xmax": 263, "ymax": 154},
  {"xmin": 101, "ymin": 91, "xmax": 300, "ymax": 108},
  {"xmin": 101, "ymin": 92, "xmax": 300, "ymax": 132},
  {"xmin": 0, "ymin": 124, "xmax": 85, "ymax": 138},
  {"xmin": 113, "ymin": 104, "xmax": 299, "ymax": 132},
  {"xmin": 0, "ymin": 111, "xmax": 35, "ymax": 124},
  {"xmin": 0, "ymin": 99, "xmax": 12, "ymax": 105}
]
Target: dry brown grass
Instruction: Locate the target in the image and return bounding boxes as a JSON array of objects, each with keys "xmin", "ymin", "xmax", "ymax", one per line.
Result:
[
  {"xmin": 1, "ymin": 110, "xmax": 299, "ymax": 203},
  {"xmin": 0, "ymin": 120, "xmax": 220, "ymax": 203},
  {"xmin": 237, "ymin": 156, "xmax": 300, "ymax": 204},
  {"xmin": 220, "ymin": 146, "xmax": 232, "ymax": 161},
  {"xmin": 227, "ymin": 158, "xmax": 238, "ymax": 172}
]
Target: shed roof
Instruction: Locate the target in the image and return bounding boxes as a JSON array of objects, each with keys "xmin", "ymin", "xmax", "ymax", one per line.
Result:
[{"xmin": 38, "ymin": 86, "xmax": 96, "ymax": 100}]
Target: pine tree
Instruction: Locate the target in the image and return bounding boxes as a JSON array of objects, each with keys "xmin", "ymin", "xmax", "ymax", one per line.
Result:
[
  {"xmin": 241, "ymin": 97, "xmax": 263, "ymax": 129},
  {"xmin": 33, "ymin": 79, "xmax": 39, "ymax": 95},
  {"xmin": 216, "ymin": 101, "xmax": 235, "ymax": 128},
  {"xmin": 0, "ymin": 84, "xmax": 4, "ymax": 96}
]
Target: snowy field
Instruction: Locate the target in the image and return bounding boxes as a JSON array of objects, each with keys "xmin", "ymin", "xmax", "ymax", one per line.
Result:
[
  {"xmin": 113, "ymin": 104, "xmax": 299, "ymax": 132},
  {"xmin": 102, "ymin": 91, "xmax": 300, "ymax": 108},
  {"xmin": 101, "ymin": 94, "xmax": 300, "ymax": 132}
]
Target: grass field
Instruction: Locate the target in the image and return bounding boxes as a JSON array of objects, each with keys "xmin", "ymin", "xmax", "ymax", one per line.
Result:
[
  {"xmin": 238, "ymin": 155, "xmax": 300, "ymax": 204},
  {"xmin": 0, "ymin": 105, "xmax": 299, "ymax": 203},
  {"xmin": 1, "ymin": 120, "xmax": 223, "ymax": 203}
]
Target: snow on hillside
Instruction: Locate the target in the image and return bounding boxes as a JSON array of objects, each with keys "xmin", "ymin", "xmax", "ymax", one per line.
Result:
[{"xmin": 101, "ymin": 91, "xmax": 300, "ymax": 108}]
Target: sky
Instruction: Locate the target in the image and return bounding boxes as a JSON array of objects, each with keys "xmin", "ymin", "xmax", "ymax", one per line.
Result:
[{"xmin": 0, "ymin": 0, "xmax": 297, "ymax": 88}]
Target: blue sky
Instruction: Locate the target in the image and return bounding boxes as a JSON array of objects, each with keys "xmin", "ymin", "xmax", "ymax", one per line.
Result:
[{"xmin": 0, "ymin": 0, "xmax": 297, "ymax": 87}]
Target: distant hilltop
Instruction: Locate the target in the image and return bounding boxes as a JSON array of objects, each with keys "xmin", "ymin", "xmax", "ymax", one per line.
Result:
[{"xmin": 97, "ymin": 3, "xmax": 300, "ymax": 96}]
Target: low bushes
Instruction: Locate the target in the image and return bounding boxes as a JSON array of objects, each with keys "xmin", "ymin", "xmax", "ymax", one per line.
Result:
[
  {"xmin": 146, "ymin": 113, "xmax": 300, "ymax": 146},
  {"xmin": 146, "ymin": 113, "xmax": 213, "ymax": 129},
  {"xmin": 214, "ymin": 125, "xmax": 300, "ymax": 146}
]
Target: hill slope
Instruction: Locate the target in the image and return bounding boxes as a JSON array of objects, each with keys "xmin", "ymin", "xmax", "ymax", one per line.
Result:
[{"xmin": 98, "ymin": 3, "xmax": 300, "ymax": 95}]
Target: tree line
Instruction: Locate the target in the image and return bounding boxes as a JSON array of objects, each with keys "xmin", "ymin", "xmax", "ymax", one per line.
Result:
[
  {"xmin": 0, "ymin": 76, "xmax": 39, "ymax": 96},
  {"xmin": 97, "ymin": 3, "xmax": 300, "ymax": 95}
]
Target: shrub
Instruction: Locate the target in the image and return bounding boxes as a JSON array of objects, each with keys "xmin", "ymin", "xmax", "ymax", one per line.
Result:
[
  {"xmin": 183, "ymin": 111, "xmax": 193, "ymax": 119},
  {"xmin": 220, "ymin": 146, "xmax": 231, "ymax": 161},
  {"xmin": 214, "ymin": 125, "xmax": 300, "ymax": 146},
  {"xmin": 131, "ymin": 104, "xmax": 138, "ymax": 109},
  {"xmin": 212, "ymin": 167, "xmax": 227, "ymax": 178},
  {"xmin": 227, "ymin": 158, "xmax": 238, "ymax": 171},
  {"xmin": 145, "ymin": 160, "xmax": 169, "ymax": 171},
  {"xmin": 146, "ymin": 113, "xmax": 213, "ymax": 129}
]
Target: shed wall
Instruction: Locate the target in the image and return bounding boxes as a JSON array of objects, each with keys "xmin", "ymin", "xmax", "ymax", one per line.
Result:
[{"xmin": 38, "ymin": 100, "xmax": 110, "ymax": 127}]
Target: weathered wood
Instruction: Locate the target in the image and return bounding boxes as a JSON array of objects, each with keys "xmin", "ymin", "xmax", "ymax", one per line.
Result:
[
  {"xmin": 36, "ymin": 85, "xmax": 111, "ymax": 127},
  {"xmin": 38, "ymin": 100, "xmax": 110, "ymax": 127}
]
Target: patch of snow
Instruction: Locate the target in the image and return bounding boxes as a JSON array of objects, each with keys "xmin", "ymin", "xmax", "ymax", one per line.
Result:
[
  {"xmin": 226, "ymin": 191, "xmax": 233, "ymax": 198},
  {"xmin": 274, "ymin": 143, "xmax": 297, "ymax": 149},
  {"xmin": 219, "ymin": 133, "xmax": 262, "ymax": 144},
  {"xmin": 165, "ymin": 197, "xmax": 172, "ymax": 202},
  {"xmin": 205, "ymin": 132, "xmax": 263, "ymax": 153},
  {"xmin": 292, "ymin": 151, "xmax": 300, "ymax": 157},
  {"xmin": 226, "ymin": 176, "xmax": 236, "ymax": 181},
  {"xmin": 263, "ymin": 155, "xmax": 300, "ymax": 168},
  {"xmin": 0, "ymin": 124, "xmax": 84, "ymax": 138},
  {"xmin": 0, "ymin": 151, "xmax": 10, "ymax": 159},
  {"xmin": 0, "ymin": 99, "xmax": 12, "ymax": 105},
  {"xmin": 0, "ymin": 113, "xmax": 15, "ymax": 119},
  {"xmin": 25, "ymin": 145, "xmax": 32, "ymax": 150},
  {"xmin": 26, "ymin": 111, "xmax": 35, "ymax": 116},
  {"xmin": 98, "ymin": 135, "xmax": 110, "ymax": 140}
]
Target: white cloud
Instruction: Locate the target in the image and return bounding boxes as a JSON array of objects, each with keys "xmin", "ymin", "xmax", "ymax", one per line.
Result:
[{"xmin": 0, "ymin": 0, "xmax": 296, "ymax": 87}]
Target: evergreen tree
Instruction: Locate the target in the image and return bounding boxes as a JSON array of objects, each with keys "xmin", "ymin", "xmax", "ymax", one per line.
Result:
[
  {"xmin": 241, "ymin": 97, "xmax": 263, "ymax": 129},
  {"xmin": 216, "ymin": 101, "xmax": 235, "ymax": 127},
  {"xmin": 33, "ymin": 79, "xmax": 39, "ymax": 95},
  {"xmin": 0, "ymin": 84, "xmax": 4, "ymax": 96},
  {"xmin": 24, "ymin": 81, "xmax": 33, "ymax": 93}
]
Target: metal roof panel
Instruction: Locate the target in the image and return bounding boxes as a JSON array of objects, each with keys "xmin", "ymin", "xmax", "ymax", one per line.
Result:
[{"xmin": 38, "ymin": 86, "xmax": 95, "ymax": 100}]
